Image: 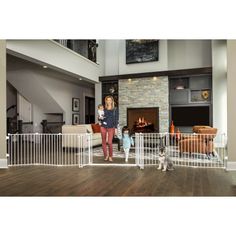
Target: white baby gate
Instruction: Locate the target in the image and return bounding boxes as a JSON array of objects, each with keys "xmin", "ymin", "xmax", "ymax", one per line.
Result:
[
  {"xmin": 6, "ymin": 132, "xmax": 227, "ymax": 169},
  {"xmin": 135, "ymin": 132, "xmax": 227, "ymax": 169},
  {"xmin": 7, "ymin": 133, "xmax": 92, "ymax": 168}
]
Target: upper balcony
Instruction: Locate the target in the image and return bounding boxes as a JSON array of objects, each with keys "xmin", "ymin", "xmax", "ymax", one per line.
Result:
[{"xmin": 6, "ymin": 40, "xmax": 103, "ymax": 83}]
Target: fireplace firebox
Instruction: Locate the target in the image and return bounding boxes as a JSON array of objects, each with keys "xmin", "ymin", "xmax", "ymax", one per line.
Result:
[{"xmin": 127, "ymin": 107, "xmax": 159, "ymax": 133}]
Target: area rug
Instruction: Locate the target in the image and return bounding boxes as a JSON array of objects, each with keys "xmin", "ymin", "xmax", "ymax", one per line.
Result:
[
  {"xmin": 92, "ymin": 145, "xmax": 223, "ymax": 165},
  {"xmin": 93, "ymin": 146, "xmax": 135, "ymax": 158}
]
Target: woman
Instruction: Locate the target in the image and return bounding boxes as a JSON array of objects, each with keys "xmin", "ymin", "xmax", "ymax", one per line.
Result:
[{"xmin": 100, "ymin": 96, "xmax": 119, "ymax": 162}]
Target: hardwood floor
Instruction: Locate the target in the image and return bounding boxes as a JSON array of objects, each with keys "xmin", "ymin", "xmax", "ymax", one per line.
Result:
[{"xmin": 0, "ymin": 165, "xmax": 235, "ymax": 196}]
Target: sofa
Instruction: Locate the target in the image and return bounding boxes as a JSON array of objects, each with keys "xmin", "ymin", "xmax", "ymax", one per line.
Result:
[
  {"xmin": 179, "ymin": 125, "xmax": 218, "ymax": 155},
  {"xmin": 62, "ymin": 124, "xmax": 102, "ymax": 148}
]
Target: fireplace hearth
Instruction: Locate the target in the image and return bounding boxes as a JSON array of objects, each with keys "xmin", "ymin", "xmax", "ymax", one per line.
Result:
[{"xmin": 127, "ymin": 107, "xmax": 159, "ymax": 133}]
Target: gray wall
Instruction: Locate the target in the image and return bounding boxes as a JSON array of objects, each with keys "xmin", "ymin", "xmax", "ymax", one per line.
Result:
[
  {"xmin": 119, "ymin": 77, "xmax": 169, "ymax": 133},
  {"xmin": 168, "ymin": 40, "xmax": 212, "ymax": 70},
  {"xmin": 0, "ymin": 40, "xmax": 7, "ymax": 167},
  {"xmin": 103, "ymin": 40, "xmax": 168, "ymax": 76},
  {"xmin": 212, "ymin": 40, "xmax": 227, "ymax": 138},
  {"xmin": 36, "ymin": 69, "xmax": 95, "ymax": 125},
  {"xmin": 95, "ymin": 82, "xmax": 102, "ymax": 122},
  {"xmin": 102, "ymin": 40, "xmax": 212, "ymax": 76},
  {"xmin": 97, "ymin": 40, "xmax": 105, "ymax": 76},
  {"xmin": 227, "ymin": 40, "xmax": 236, "ymax": 167},
  {"xmin": 7, "ymin": 56, "xmax": 95, "ymax": 132},
  {"xmin": 104, "ymin": 40, "xmax": 120, "ymax": 75}
]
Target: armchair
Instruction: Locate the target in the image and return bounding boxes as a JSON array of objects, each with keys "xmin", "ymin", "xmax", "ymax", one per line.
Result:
[{"xmin": 179, "ymin": 126, "xmax": 217, "ymax": 156}]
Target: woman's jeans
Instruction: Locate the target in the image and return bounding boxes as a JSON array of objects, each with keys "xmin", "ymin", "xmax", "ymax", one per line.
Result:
[{"xmin": 100, "ymin": 127, "xmax": 115, "ymax": 157}]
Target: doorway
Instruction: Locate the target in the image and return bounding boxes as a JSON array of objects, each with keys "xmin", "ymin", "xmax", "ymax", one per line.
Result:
[
  {"xmin": 7, "ymin": 82, "xmax": 18, "ymax": 133},
  {"xmin": 85, "ymin": 96, "xmax": 95, "ymax": 124}
]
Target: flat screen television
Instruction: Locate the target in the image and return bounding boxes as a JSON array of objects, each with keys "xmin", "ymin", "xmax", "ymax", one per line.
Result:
[{"xmin": 171, "ymin": 106, "xmax": 210, "ymax": 126}]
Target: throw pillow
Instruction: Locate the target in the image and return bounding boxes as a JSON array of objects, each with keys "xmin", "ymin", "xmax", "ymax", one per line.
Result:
[{"xmin": 91, "ymin": 123, "xmax": 101, "ymax": 133}]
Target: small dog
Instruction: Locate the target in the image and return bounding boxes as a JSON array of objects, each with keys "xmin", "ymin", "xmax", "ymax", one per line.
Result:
[{"xmin": 157, "ymin": 146, "xmax": 174, "ymax": 172}]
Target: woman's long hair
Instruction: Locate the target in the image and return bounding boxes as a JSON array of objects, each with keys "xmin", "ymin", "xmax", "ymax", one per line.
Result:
[{"xmin": 104, "ymin": 95, "xmax": 115, "ymax": 109}]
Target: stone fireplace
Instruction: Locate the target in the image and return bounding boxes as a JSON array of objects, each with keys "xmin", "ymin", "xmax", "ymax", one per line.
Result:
[
  {"xmin": 119, "ymin": 76, "xmax": 169, "ymax": 133},
  {"xmin": 127, "ymin": 107, "xmax": 159, "ymax": 133}
]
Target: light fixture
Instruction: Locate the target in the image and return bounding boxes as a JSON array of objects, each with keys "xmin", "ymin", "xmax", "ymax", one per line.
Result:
[
  {"xmin": 175, "ymin": 85, "xmax": 184, "ymax": 90},
  {"xmin": 79, "ymin": 78, "xmax": 82, "ymax": 81},
  {"xmin": 128, "ymin": 78, "xmax": 132, "ymax": 82},
  {"xmin": 153, "ymin": 76, "xmax": 157, "ymax": 81},
  {"xmin": 43, "ymin": 65, "xmax": 48, "ymax": 69}
]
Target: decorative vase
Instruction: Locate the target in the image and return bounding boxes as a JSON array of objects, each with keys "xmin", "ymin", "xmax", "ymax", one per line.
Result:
[
  {"xmin": 170, "ymin": 120, "xmax": 175, "ymax": 134},
  {"xmin": 176, "ymin": 128, "xmax": 181, "ymax": 140}
]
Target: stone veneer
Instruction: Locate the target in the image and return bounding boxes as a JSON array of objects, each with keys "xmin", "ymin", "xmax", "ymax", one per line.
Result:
[{"xmin": 119, "ymin": 76, "xmax": 169, "ymax": 133}]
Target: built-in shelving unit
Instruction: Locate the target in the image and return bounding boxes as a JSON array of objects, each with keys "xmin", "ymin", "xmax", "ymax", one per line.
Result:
[
  {"xmin": 169, "ymin": 75, "xmax": 212, "ymax": 132},
  {"xmin": 169, "ymin": 75, "xmax": 212, "ymax": 105},
  {"xmin": 101, "ymin": 80, "xmax": 119, "ymax": 108}
]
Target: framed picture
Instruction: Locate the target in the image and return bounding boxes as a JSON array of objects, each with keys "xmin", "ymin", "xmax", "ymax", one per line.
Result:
[
  {"xmin": 72, "ymin": 113, "xmax": 80, "ymax": 125},
  {"xmin": 126, "ymin": 40, "xmax": 159, "ymax": 64},
  {"xmin": 72, "ymin": 98, "xmax": 80, "ymax": 112}
]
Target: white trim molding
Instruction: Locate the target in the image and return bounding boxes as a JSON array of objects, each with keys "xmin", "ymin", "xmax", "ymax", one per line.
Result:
[
  {"xmin": 226, "ymin": 162, "xmax": 236, "ymax": 171},
  {"xmin": 0, "ymin": 159, "xmax": 8, "ymax": 168}
]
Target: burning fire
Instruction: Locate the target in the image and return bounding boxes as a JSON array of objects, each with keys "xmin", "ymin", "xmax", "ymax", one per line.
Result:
[{"xmin": 136, "ymin": 117, "xmax": 151, "ymax": 127}]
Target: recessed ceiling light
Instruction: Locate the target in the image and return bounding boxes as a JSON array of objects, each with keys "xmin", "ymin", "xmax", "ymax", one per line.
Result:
[
  {"xmin": 43, "ymin": 65, "xmax": 48, "ymax": 69},
  {"xmin": 79, "ymin": 78, "xmax": 82, "ymax": 80},
  {"xmin": 128, "ymin": 78, "xmax": 132, "ymax": 82},
  {"xmin": 153, "ymin": 76, "xmax": 157, "ymax": 80}
]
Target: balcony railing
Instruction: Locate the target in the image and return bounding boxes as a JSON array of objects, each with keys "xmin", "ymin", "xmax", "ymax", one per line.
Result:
[{"xmin": 54, "ymin": 39, "xmax": 98, "ymax": 63}]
